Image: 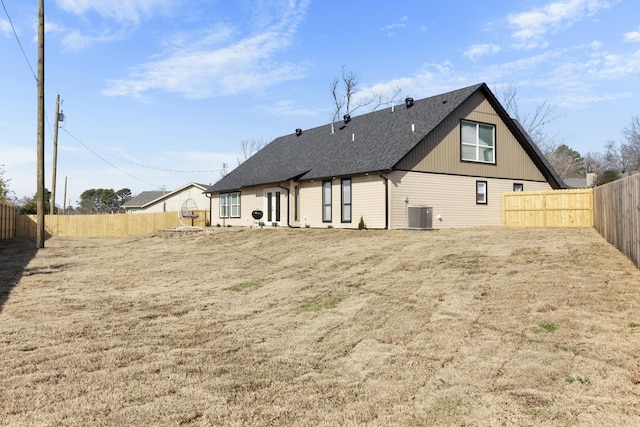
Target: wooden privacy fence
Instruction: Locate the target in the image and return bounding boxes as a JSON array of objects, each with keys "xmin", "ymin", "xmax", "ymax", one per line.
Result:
[
  {"xmin": 503, "ymin": 189, "xmax": 594, "ymax": 228},
  {"xmin": 17, "ymin": 210, "xmax": 209, "ymax": 238},
  {"xmin": 1, "ymin": 201, "xmax": 17, "ymax": 239},
  {"xmin": 593, "ymin": 174, "xmax": 640, "ymax": 269}
]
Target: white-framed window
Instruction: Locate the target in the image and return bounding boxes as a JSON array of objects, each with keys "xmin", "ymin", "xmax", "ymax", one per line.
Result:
[
  {"xmin": 476, "ymin": 181, "xmax": 487, "ymax": 204},
  {"xmin": 461, "ymin": 120, "xmax": 496, "ymax": 164},
  {"xmin": 220, "ymin": 192, "xmax": 240, "ymax": 218},
  {"xmin": 230, "ymin": 192, "xmax": 240, "ymax": 217},
  {"xmin": 341, "ymin": 178, "xmax": 352, "ymax": 223},
  {"xmin": 513, "ymin": 183, "xmax": 524, "ymax": 192},
  {"xmin": 294, "ymin": 185, "xmax": 300, "ymax": 222},
  {"xmin": 322, "ymin": 181, "xmax": 332, "ymax": 222},
  {"xmin": 219, "ymin": 193, "xmax": 228, "ymax": 218}
]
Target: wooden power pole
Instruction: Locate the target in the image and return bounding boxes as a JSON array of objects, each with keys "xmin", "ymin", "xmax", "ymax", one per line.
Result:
[
  {"xmin": 36, "ymin": 0, "xmax": 45, "ymax": 248},
  {"xmin": 50, "ymin": 94, "xmax": 62, "ymax": 214}
]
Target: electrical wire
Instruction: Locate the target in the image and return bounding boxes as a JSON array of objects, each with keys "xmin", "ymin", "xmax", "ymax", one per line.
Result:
[
  {"xmin": 1, "ymin": 0, "xmax": 37, "ymax": 81},
  {"xmin": 60, "ymin": 128, "xmax": 165, "ymax": 189},
  {"xmin": 62, "ymin": 127, "xmax": 224, "ymax": 173}
]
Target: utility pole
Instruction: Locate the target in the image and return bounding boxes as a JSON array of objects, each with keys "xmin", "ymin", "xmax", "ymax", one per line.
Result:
[
  {"xmin": 50, "ymin": 94, "xmax": 63, "ymax": 214},
  {"xmin": 36, "ymin": 0, "xmax": 45, "ymax": 248},
  {"xmin": 63, "ymin": 176, "xmax": 68, "ymax": 215}
]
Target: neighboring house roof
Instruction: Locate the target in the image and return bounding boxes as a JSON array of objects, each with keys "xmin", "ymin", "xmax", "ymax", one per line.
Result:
[
  {"xmin": 123, "ymin": 183, "xmax": 209, "ymax": 209},
  {"xmin": 122, "ymin": 191, "xmax": 166, "ymax": 209},
  {"xmin": 207, "ymin": 83, "xmax": 565, "ymax": 193},
  {"xmin": 564, "ymin": 178, "xmax": 588, "ymax": 188}
]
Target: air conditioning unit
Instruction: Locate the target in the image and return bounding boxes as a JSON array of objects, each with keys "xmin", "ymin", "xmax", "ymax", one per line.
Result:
[{"xmin": 407, "ymin": 206, "xmax": 433, "ymax": 230}]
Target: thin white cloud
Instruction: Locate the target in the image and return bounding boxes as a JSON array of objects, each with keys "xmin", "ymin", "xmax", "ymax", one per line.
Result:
[
  {"xmin": 60, "ymin": 29, "xmax": 127, "ymax": 52},
  {"xmin": 555, "ymin": 91, "xmax": 632, "ymax": 109},
  {"xmin": 259, "ymin": 100, "xmax": 327, "ymax": 117},
  {"xmin": 380, "ymin": 16, "xmax": 409, "ymax": 36},
  {"xmin": 464, "ymin": 43, "xmax": 502, "ymax": 61},
  {"xmin": 0, "ymin": 147, "xmax": 35, "ymax": 165},
  {"xmin": 624, "ymin": 30, "xmax": 640, "ymax": 43},
  {"xmin": 56, "ymin": 0, "xmax": 174, "ymax": 23},
  {"xmin": 103, "ymin": 0, "xmax": 311, "ymax": 99},
  {"xmin": 1, "ymin": 18, "xmax": 12, "ymax": 37},
  {"xmin": 507, "ymin": 0, "xmax": 613, "ymax": 47}
]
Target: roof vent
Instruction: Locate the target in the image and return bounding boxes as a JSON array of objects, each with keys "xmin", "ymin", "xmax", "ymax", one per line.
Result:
[
  {"xmin": 343, "ymin": 114, "xmax": 351, "ymax": 123},
  {"xmin": 295, "ymin": 128, "xmax": 302, "ymax": 137},
  {"xmin": 405, "ymin": 97, "xmax": 414, "ymax": 108}
]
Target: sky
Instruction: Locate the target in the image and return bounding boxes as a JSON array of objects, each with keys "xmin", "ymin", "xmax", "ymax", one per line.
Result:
[{"xmin": 1, "ymin": 0, "xmax": 640, "ymax": 207}]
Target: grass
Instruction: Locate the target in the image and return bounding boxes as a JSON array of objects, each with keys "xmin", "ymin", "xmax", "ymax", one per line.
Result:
[
  {"xmin": 1, "ymin": 227, "xmax": 640, "ymax": 426},
  {"xmin": 534, "ymin": 322, "xmax": 558, "ymax": 333},
  {"xmin": 227, "ymin": 281, "xmax": 261, "ymax": 292},
  {"xmin": 566, "ymin": 375, "xmax": 590, "ymax": 384},
  {"xmin": 299, "ymin": 293, "xmax": 345, "ymax": 311}
]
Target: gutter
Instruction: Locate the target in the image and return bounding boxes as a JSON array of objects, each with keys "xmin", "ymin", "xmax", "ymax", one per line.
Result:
[{"xmin": 204, "ymin": 191, "xmax": 213, "ymax": 227}]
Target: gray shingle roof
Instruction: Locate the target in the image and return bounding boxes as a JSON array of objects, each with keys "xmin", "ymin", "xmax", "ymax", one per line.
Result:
[
  {"xmin": 208, "ymin": 83, "xmax": 564, "ymax": 192},
  {"xmin": 122, "ymin": 191, "xmax": 166, "ymax": 208}
]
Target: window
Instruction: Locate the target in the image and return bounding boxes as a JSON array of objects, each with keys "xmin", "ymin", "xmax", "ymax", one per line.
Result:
[
  {"xmin": 294, "ymin": 185, "xmax": 300, "ymax": 222},
  {"xmin": 476, "ymin": 181, "xmax": 487, "ymax": 204},
  {"xmin": 461, "ymin": 120, "xmax": 495, "ymax": 163},
  {"xmin": 219, "ymin": 193, "xmax": 228, "ymax": 218},
  {"xmin": 513, "ymin": 183, "xmax": 523, "ymax": 192},
  {"xmin": 230, "ymin": 192, "xmax": 241, "ymax": 217},
  {"xmin": 322, "ymin": 181, "xmax": 332, "ymax": 222},
  {"xmin": 220, "ymin": 192, "xmax": 240, "ymax": 218},
  {"xmin": 341, "ymin": 179, "xmax": 352, "ymax": 223}
]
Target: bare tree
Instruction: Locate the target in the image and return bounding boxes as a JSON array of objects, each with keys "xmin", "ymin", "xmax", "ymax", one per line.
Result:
[
  {"xmin": 498, "ymin": 83, "xmax": 560, "ymax": 156},
  {"xmin": 330, "ymin": 66, "xmax": 402, "ymax": 122},
  {"xmin": 545, "ymin": 144, "xmax": 584, "ymax": 180},
  {"xmin": 622, "ymin": 116, "xmax": 640, "ymax": 172},
  {"xmin": 237, "ymin": 138, "xmax": 268, "ymax": 166}
]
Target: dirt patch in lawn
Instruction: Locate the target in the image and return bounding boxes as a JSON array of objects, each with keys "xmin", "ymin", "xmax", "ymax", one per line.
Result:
[{"xmin": 1, "ymin": 227, "xmax": 639, "ymax": 426}]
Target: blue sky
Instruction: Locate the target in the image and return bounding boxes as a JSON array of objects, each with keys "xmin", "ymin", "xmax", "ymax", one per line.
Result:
[{"xmin": 1, "ymin": 0, "xmax": 639, "ymax": 206}]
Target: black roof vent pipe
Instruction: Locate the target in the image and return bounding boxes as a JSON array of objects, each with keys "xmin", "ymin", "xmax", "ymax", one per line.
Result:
[
  {"xmin": 343, "ymin": 114, "xmax": 351, "ymax": 123},
  {"xmin": 295, "ymin": 128, "xmax": 302, "ymax": 137},
  {"xmin": 405, "ymin": 97, "xmax": 414, "ymax": 108}
]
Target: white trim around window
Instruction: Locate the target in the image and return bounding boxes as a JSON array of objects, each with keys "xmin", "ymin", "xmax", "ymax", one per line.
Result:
[
  {"xmin": 219, "ymin": 191, "xmax": 241, "ymax": 218},
  {"xmin": 476, "ymin": 180, "xmax": 487, "ymax": 204},
  {"xmin": 341, "ymin": 178, "xmax": 352, "ymax": 223},
  {"xmin": 461, "ymin": 120, "xmax": 496, "ymax": 164},
  {"xmin": 322, "ymin": 181, "xmax": 332, "ymax": 222}
]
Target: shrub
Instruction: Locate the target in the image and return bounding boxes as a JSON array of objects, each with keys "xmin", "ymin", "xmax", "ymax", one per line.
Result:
[{"xmin": 358, "ymin": 216, "xmax": 366, "ymax": 230}]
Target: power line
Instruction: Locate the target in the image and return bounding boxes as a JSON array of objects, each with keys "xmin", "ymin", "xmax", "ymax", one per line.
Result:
[
  {"xmin": 60, "ymin": 128, "xmax": 164, "ymax": 189},
  {"xmin": 61, "ymin": 127, "xmax": 224, "ymax": 173},
  {"xmin": 1, "ymin": 0, "xmax": 37, "ymax": 81}
]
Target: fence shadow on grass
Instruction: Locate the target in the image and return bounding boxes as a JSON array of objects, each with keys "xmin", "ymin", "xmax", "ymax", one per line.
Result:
[{"xmin": 0, "ymin": 238, "xmax": 38, "ymax": 313}]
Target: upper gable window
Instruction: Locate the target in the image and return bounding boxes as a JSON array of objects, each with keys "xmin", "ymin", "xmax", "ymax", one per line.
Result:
[{"xmin": 461, "ymin": 120, "xmax": 495, "ymax": 164}]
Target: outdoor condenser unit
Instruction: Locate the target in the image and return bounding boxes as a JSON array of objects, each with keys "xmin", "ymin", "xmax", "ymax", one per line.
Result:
[{"xmin": 407, "ymin": 206, "xmax": 433, "ymax": 230}]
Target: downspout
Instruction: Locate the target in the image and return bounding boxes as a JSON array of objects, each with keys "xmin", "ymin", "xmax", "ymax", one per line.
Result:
[
  {"xmin": 277, "ymin": 184, "xmax": 293, "ymax": 228},
  {"xmin": 205, "ymin": 191, "xmax": 213, "ymax": 227},
  {"xmin": 379, "ymin": 171, "xmax": 389, "ymax": 230}
]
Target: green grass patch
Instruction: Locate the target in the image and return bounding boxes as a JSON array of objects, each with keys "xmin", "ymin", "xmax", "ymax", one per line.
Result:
[
  {"xmin": 534, "ymin": 322, "xmax": 558, "ymax": 333},
  {"xmin": 629, "ymin": 322, "xmax": 640, "ymax": 328},
  {"xmin": 566, "ymin": 375, "xmax": 590, "ymax": 384},
  {"xmin": 227, "ymin": 282, "xmax": 261, "ymax": 292},
  {"xmin": 299, "ymin": 293, "xmax": 345, "ymax": 312},
  {"xmin": 431, "ymin": 397, "xmax": 466, "ymax": 417}
]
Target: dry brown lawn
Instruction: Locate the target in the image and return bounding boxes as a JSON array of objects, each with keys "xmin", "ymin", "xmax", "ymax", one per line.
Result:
[{"xmin": 1, "ymin": 227, "xmax": 639, "ymax": 426}]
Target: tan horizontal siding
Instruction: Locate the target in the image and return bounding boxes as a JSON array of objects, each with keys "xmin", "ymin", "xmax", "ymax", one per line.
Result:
[
  {"xmin": 388, "ymin": 170, "xmax": 551, "ymax": 229},
  {"xmin": 296, "ymin": 175, "xmax": 386, "ymax": 229}
]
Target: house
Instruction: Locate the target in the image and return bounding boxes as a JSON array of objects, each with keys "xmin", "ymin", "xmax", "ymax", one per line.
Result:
[
  {"xmin": 565, "ymin": 173, "xmax": 596, "ymax": 189},
  {"xmin": 204, "ymin": 83, "xmax": 565, "ymax": 229},
  {"xmin": 122, "ymin": 183, "xmax": 211, "ymax": 214}
]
